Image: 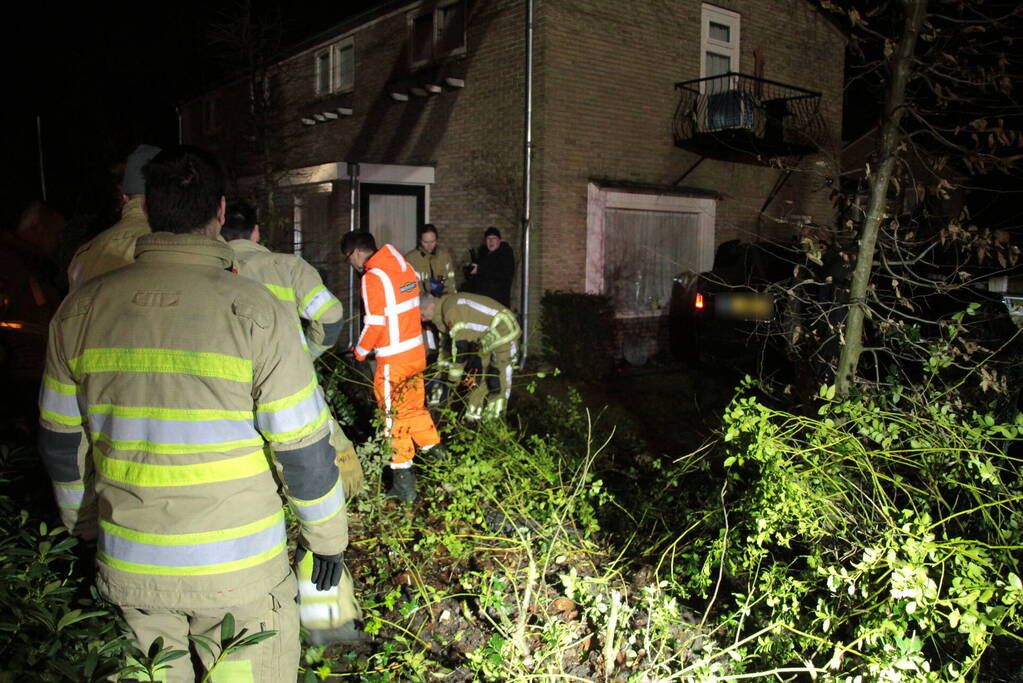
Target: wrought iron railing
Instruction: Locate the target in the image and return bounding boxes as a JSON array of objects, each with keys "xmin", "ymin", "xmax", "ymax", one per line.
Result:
[{"xmin": 673, "ymin": 73, "xmax": 825, "ymax": 158}]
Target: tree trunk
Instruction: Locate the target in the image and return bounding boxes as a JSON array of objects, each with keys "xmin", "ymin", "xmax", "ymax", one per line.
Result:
[{"xmin": 834, "ymin": 0, "xmax": 928, "ymax": 396}]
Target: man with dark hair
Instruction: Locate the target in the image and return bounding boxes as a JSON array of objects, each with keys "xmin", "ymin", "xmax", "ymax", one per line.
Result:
[
  {"xmin": 67, "ymin": 144, "xmax": 161, "ymax": 291},
  {"xmin": 342, "ymin": 230, "xmax": 444, "ymax": 502},
  {"xmin": 225, "ymin": 199, "xmax": 365, "ymax": 645},
  {"xmin": 38, "ymin": 146, "xmax": 347, "ymax": 681},
  {"xmin": 466, "ymin": 226, "xmax": 515, "ymax": 307}
]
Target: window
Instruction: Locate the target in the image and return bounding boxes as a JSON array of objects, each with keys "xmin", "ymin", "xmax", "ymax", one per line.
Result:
[
  {"xmin": 409, "ymin": 0, "xmax": 466, "ymax": 68},
  {"xmin": 586, "ymin": 185, "xmax": 716, "ymax": 316},
  {"xmin": 315, "ymin": 37, "xmax": 355, "ymax": 96},
  {"xmin": 700, "ymin": 4, "xmax": 740, "ymax": 94}
]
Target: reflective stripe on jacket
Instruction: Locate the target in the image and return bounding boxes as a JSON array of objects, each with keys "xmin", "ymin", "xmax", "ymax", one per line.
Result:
[
  {"xmin": 228, "ymin": 239, "xmax": 343, "ymax": 357},
  {"xmin": 353, "ymin": 245, "xmax": 425, "ymax": 366},
  {"xmin": 430, "ymin": 293, "xmax": 521, "ymax": 382},
  {"xmin": 38, "ymin": 233, "xmax": 346, "ymax": 610},
  {"xmin": 68, "ymin": 196, "xmax": 151, "ymax": 292}
]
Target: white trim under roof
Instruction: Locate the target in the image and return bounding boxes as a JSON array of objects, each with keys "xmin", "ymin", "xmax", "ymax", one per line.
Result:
[{"xmin": 274, "ymin": 162, "xmax": 435, "ymax": 187}]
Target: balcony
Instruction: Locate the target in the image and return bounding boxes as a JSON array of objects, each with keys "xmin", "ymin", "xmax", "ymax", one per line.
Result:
[{"xmin": 673, "ymin": 73, "xmax": 825, "ymax": 160}]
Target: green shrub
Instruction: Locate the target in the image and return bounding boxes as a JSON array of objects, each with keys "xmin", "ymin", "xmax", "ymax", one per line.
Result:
[
  {"xmin": 671, "ymin": 379, "xmax": 1023, "ymax": 680},
  {"xmin": 539, "ymin": 290, "xmax": 614, "ymax": 381}
]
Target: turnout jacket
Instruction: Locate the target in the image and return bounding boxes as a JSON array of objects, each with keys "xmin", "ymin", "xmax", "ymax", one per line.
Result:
[
  {"xmin": 38, "ymin": 233, "xmax": 346, "ymax": 610},
  {"xmin": 404, "ymin": 245, "xmax": 457, "ymax": 296},
  {"xmin": 68, "ymin": 196, "xmax": 150, "ymax": 292},
  {"xmin": 429, "ymin": 293, "xmax": 521, "ymax": 383},
  {"xmin": 353, "ymin": 245, "xmax": 425, "ymax": 367},
  {"xmin": 228, "ymin": 239, "xmax": 343, "ymax": 357}
]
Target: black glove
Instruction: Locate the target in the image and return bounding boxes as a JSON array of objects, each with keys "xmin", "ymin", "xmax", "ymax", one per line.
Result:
[{"xmin": 310, "ymin": 552, "xmax": 344, "ymax": 591}]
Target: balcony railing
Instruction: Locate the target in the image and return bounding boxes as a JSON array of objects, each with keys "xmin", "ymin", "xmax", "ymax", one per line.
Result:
[{"xmin": 673, "ymin": 73, "xmax": 825, "ymax": 159}]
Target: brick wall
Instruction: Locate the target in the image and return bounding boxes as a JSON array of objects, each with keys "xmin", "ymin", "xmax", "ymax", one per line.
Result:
[{"xmin": 183, "ymin": 0, "xmax": 845, "ymax": 361}]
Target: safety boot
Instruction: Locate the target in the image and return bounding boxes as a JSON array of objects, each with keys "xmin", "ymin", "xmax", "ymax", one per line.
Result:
[{"xmin": 386, "ymin": 468, "xmax": 417, "ymax": 503}]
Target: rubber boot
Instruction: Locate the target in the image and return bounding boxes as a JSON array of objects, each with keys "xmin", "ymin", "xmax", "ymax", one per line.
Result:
[{"xmin": 386, "ymin": 467, "xmax": 417, "ymax": 503}]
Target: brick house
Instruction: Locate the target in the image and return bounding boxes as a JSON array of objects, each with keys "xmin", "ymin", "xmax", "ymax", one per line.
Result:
[{"xmin": 182, "ymin": 0, "xmax": 845, "ymax": 362}]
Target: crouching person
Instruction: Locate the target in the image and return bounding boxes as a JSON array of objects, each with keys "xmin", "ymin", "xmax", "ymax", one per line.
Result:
[
  {"xmin": 37, "ymin": 146, "xmax": 347, "ymax": 682},
  {"xmin": 420, "ymin": 293, "xmax": 521, "ymax": 422}
]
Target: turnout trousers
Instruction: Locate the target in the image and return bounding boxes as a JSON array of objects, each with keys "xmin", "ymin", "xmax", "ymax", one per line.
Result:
[
  {"xmin": 119, "ymin": 573, "xmax": 299, "ymax": 683},
  {"xmin": 374, "ymin": 360, "xmax": 440, "ymax": 466},
  {"xmin": 465, "ymin": 340, "xmax": 518, "ymax": 421}
]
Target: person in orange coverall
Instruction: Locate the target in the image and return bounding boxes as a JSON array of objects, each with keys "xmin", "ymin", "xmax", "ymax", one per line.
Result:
[{"xmin": 341, "ymin": 231, "xmax": 446, "ymax": 502}]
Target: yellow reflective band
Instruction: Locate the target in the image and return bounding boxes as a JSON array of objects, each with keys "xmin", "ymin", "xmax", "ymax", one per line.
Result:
[
  {"xmin": 43, "ymin": 374, "xmax": 77, "ymax": 396},
  {"xmin": 210, "ymin": 660, "xmax": 255, "ymax": 683},
  {"xmin": 310, "ymin": 297, "xmax": 340, "ymax": 322},
  {"xmin": 98, "ymin": 540, "xmax": 285, "ymax": 577},
  {"xmin": 101, "ymin": 509, "xmax": 284, "ymax": 546},
  {"xmin": 41, "ymin": 409, "xmax": 83, "ymax": 427},
  {"xmin": 299, "ymin": 285, "xmax": 325, "ymax": 312},
  {"xmin": 95, "ymin": 449, "xmax": 270, "ymax": 487},
  {"xmin": 263, "ymin": 282, "xmax": 295, "ymax": 302},
  {"xmin": 256, "ymin": 377, "xmax": 317, "ymax": 414},
  {"xmin": 90, "ymin": 404, "xmax": 252, "ymax": 421},
  {"xmin": 70, "ymin": 348, "xmax": 252, "ymax": 383},
  {"xmin": 92, "ymin": 432, "xmax": 264, "ymax": 455}
]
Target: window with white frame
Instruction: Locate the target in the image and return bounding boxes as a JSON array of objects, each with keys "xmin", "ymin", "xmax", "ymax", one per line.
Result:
[
  {"xmin": 315, "ymin": 37, "xmax": 354, "ymax": 96},
  {"xmin": 700, "ymin": 4, "xmax": 740, "ymax": 94},
  {"xmin": 586, "ymin": 185, "xmax": 716, "ymax": 316},
  {"xmin": 409, "ymin": 0, "xmax": 466, "ymax": 69}
]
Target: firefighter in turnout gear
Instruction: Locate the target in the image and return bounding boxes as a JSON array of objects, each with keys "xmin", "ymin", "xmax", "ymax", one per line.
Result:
[
  {"xmin": 342, "ymin": 231, "xmax": 445, "ymax": 503},
  {"xmin": 421, "ymin": 292, "xmax": 521, "ymax": 422},
  {"xmin": 223, "ymin": 201, "xmax": 366, "ymax": 644},
  {"xmin": 38, "ymin": 147, "xmax": 347, "ymax": 682},
  {"xmin": 405, "ymin": 223, "xmax": 456, "ymax": 364},
  {"xmin": 67, "ymin": 144, "xmax": 162, "ymax": 292},
  {"xmin": 404, "ymin": 223, "xmax": 457, "ymax": 298}
]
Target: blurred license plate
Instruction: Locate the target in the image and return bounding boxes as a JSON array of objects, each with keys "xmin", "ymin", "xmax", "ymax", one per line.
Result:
[{"xmin": 715, "ymin": 293, "xmax": 773, "ymax": 320}]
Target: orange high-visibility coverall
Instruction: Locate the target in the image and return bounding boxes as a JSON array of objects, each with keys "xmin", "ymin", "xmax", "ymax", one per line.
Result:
[{"xmin": 353, "ymin": 244, "xmax": 440, "ymax": 466}]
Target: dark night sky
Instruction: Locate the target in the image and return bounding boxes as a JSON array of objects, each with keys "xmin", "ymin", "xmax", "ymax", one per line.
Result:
[{"xmin": 2, "ymin": 0, "xmax": 380, "ymax": 229}]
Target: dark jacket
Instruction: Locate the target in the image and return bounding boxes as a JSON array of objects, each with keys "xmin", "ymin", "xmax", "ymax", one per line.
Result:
[{"xmin": 469, "ymin": 241, "xmax": 514, "ymax": 307}]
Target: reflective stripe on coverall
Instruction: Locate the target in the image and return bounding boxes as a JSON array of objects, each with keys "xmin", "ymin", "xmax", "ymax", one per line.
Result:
[
  {"xmin": 353, "ymin": 244, "xmax": 440, "ymax": 466},
  {"xmin": 431, "ymin": 293, "xmax": 521, "ymax": 421},
  {"xmin": 38, "ymin": 233, "xmax": 346, "ymax": 682}
]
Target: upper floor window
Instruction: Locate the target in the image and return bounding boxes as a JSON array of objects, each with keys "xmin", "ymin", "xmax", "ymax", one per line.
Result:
[
  {"xmin": 700, "ymin": 4, "xmax": 740, "ymax": 94},
  {"xmin": 409, "ymin": 0, "xmax": 466, "ymax": 69},
  {"xmin": 315, "ymin": 37, "xmax": 354, "ymax": 96}
]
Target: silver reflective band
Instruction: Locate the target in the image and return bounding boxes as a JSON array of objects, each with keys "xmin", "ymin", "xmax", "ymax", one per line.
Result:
[
  {"xmin": 375, "ymin": 335, "xmax": 423, "ymax": 358},
  {"xmin": 100, "ymin": 519, "xmax": 286, "ymax": 569},
  {"xmin": 256, "ymin": 390, "xmax": 326, "ymax": 436},
  {"xmin": 460, "ymin": 297, "xmax": 498, "ymax": 317},
  {"xmin": 53, "ymin": 483, "xmax": 85, "ymax": 508},
  {"xmin": 292, "ymin": 480, "xmax": 344, "ymax": 524},
  {"xmin": 91, "ymin": 412, "xmax": 259, "ymax": 446},
  {"xmin": 303, "ymin": 288, "xmax": 338, "ymax": 320},
  {"xmin": 41, "ymin": 386, "xmax": 81, "ymax": 420}
]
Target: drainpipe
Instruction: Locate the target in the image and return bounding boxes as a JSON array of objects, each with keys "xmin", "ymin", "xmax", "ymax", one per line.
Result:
[
  {"xmin": 176, "ymin": 106, "xmax": 183, "ymax": 144},
  {"xmin": 347, "ymin": 162, "xmax": 360, "ymax": 347},
  {"xmin": 519, "ymin": 0, "xmax": 534, "ymax": 363},
  {"xmin": 36, "ymin": 115, "xmax": 47, "ymax": 201}
]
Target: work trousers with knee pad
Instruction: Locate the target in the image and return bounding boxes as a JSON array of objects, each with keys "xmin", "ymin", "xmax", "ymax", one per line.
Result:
[{"xmin": 119, "ymin": 573, "xmax": 299, "ymax": 683}]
